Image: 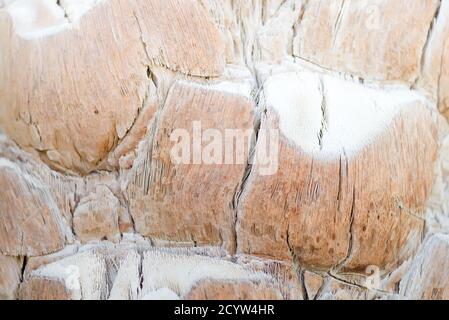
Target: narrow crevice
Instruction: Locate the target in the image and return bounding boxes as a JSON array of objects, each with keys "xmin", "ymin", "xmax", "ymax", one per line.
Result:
[
  {"xmin": 20, "ymin": 256, "xmax": 28, "ymax": 282},
  {"xmin": 326, "ymin": 272, "xmax": 361, "ymax": 288},
  {"xmin": 139, "ymin": 105, "xmax": 165, "ymax": 197},
  {"xmin": 333, "ymin": 187, "xmax": 356, "ymax": 272},
  {"xmin": 229, "ymin": 5, "xmax": 268, "ymax": 255},
  {"xmin": 102, "ymin": 68, "xmax": 156, "ymax": 172},
  {"xmin": 285, "ymin": 210, "xmax": 306, "ymax": 299},
  {"xmin": 137, "ymin": 251, "xmax": 144, "ymax": 297},
  {"xmin": 317, "ymin": 77, "xmax": 328, "ymax": 149},
  {"xmin": 126, "ymin": 79, "xmax": 174, "ymax": 200},
  {"xmin": 285, "ymin": 207, "xmax": 300, "ymax": 272},
  {"xmin": 312, "ymin": 277, "xmax": 328, "ymax": 300},
  {"xmin": 299, "ymin": 269, "xmax": 309, "ymax": 300},
  {"xmin": 326, "ymin": 272, "xmax": 393, "ymax": 297},
  {"xmin": 115, "ymin": 184, "xmax": 137, "ymax": 237},
  {"xmin": 273, "ymin": 0, "xmax": 289, "ymax": 22},
  {"xmin": 292, "ymin": 0, "xmax": 309, "ymax": 56},
  {"xmin": 68, "ymin": 182, "xmax": 82, "ymax": 239},
  {"xmin": 332, "ymin": 0, "xmax": 347, "ymax": 49},
  {"xmin": 285, "ymin": 220, "xmax": 293, "ymax": 258},
  {"xmin": 230, "ymin": 110, "xmax": 261, "ymax": 255},
  {"xmin": 56, "ymin": 0, "xmax": 70, "ymax": 21},
  {"xmin": 132, "ymin": 11, "xmax": 154, "ymax": 69},
  {"xmin": 104, "ymin": 255, "xmax": 121, "ymax": 300},
  {"xmin": 345, "ymin": 187, "xmax": 356, "ymax": 266},
  {"xmin": 107, "ymin": 10, "xmax": 157, "ymax": 159},
  {"xmin": 124, "ymin": 66, "xmax": 153, "ymax": 139},
  {"xmin": 413, "ymin": 0, "xmax": 442, "ymax": 87},
  {"xmin": 336, "ymin": 154, "xmax": 343, "ymax": 210}
]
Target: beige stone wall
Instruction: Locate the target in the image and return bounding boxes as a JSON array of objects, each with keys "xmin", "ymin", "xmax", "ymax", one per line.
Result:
[{"xmin": 0, "ymin": 0, "xmax": 448, "ymax": 300}]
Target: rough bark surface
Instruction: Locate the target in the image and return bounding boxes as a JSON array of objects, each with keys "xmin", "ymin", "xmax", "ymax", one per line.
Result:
[{"xmin": 0, "ymin": 0, "xmax": 448, "ymax": 300}]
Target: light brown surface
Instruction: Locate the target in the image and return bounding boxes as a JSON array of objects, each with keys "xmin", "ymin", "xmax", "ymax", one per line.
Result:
[
  {"xmin": 0, "ymin": 159, "xmax": 73, "ymax": 256},
  {"xmin": 185, "ymin": 279, "xmax": 283, "ymax": 300},
  {"xmin": 0, "ymin": 0, "xmax": 147, "ymax": 174},
  {"xmin": 294, "ymin": 0, "xmax": 439, "ymax": 83},
  {"xmin": 0, "ymin": 0, "xmax": 225, "ymax": 174},
  {"xmin": 19, "ymin": 277, "xmax": 75, "ymax": 300},
  {"xmin": 127, "ymin": 80, "xmax": 255, "ymax": 251},
  {"xmin": 0, "ymin": 0, "xmax": 447, "ymax": 301},
  {"xmin": 73, "ymin": 185, "xmax": 121, "ymax": 243},
  {"xmin": 237, "ymin": 97, "xmax": 437, "ymax": 271}
]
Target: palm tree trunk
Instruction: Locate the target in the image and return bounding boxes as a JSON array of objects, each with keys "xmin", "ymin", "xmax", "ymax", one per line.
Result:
[{"xmin": 0, "ymin": 0, "xmax": 448, "ymax": 300}]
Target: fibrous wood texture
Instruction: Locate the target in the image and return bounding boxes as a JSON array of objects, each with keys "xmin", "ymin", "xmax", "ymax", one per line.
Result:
[{"xmin": 0, "ymin": 0, "xmax": 448, "ymax": 300}]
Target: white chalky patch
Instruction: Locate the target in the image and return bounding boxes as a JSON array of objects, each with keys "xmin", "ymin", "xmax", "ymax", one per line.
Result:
[
  {"xmin": 140, "ymin": 250, "xmax": 270, "ymax": 298},
  {"xmin": 32, "ymin": 251, "xmax": 106, "ymax": 300},
  {"xmin": 141, "ymin": 288, "xmax": 180, "ymax": 300},
  {"xmin": 208, "ymin": 80, "xmax": 254, "ymax": 99},
  {"xmin": 263, "ymin": 72, "xmax": 324, "ymax": 155},
  {"xmin": 5, "ymin": 0, "xmax": 103, "ymax": 39},
  {"xmin": 59, "ymin": 0, "xmax": 103, "ymax": 21},
  {"xmin": 264, "ymin": 71, "xmax": 428, "ymax": 158},
  {"xmin": 108, "ymin": 251, "xmax": 141, "ymax": 300},
  {"xmin": 178, "ymin": 78, "xmax": 254, "ymax": 99}
]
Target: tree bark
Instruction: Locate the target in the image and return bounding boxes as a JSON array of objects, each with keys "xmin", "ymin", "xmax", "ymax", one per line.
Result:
[{"xmin": 0, "ymin": 0, "xmax": 448, "ymax": 300}]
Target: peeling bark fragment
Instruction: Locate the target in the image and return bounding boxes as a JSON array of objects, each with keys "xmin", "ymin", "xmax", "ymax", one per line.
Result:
[
  {"xmin": 0, "ymin": 0, "xmax": 225, "ymax": 174},
  {"xmin": 127, "ymin": 79, "xmax": 255, "ymax": 252},
  {"xmin": 0, "ymin": 159, "xmax": 73, "ymax": 256},
  {"xmin": 293, "ymin": 0, "xmax": 440, "ymax": 83},
  {"xmin": 73, "ymin": 185, "xmax": 121, "ymax": 243},
  {"xmin": 18, "ymin": 244, "xmax": 288, "ymax": 300},
  {"xmin": 132, "ymin": 0, "xmax": 226, "ymax": 77},
  {"xmin": 105, "ymin": 79, "xmax": 159, "ymax": 170},
  {"xmin": 237, "ymin": 71, "xmax": 437, "ymax": 271},
  {"xmin": 20, "ymin": 251, "xmax": 107, "ymax": 300},
  {"xmin": 140, "ymin": 249, "xmax": 274, "ymax": 299},
  {"xmin": 0, "ymin": 0, "xmax": 148, "ymax": 174},
  {"xmin": 20, "ymin": 243, "xmax": 132, "ymax": 300}
]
